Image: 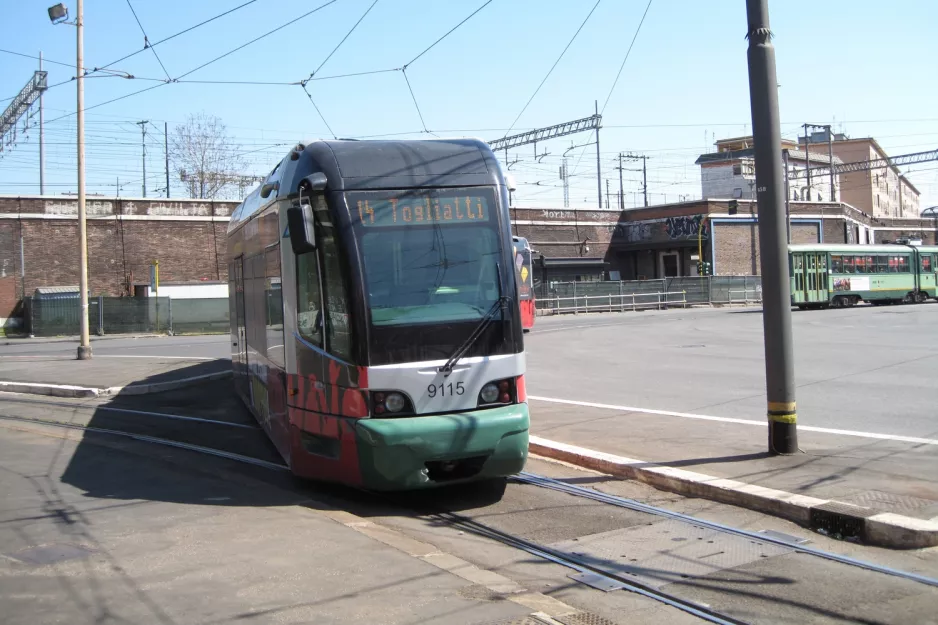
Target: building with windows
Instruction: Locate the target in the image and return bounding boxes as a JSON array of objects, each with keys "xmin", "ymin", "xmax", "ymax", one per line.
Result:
[
  {"xmin": 800, "ymin": 134, "xmax": 921, "ymax": 219},
  {"xmin": 696, "ymin": 136, "xmax": 842, "ymax": 204}
]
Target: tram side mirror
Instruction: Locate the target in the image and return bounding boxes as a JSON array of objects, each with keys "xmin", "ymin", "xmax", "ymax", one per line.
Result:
[
  {"xmin": 287, "ymin": 203, "xmax": 317, "ymax": 254},
  {"xmin": 260, "ymin": 181, "xmax": 279, "ymax": 198}
]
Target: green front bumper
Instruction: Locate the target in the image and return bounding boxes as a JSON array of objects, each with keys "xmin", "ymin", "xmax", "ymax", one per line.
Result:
[{"xmin": 354, "ymin": 403, "xmax": 530, "ymax": 490}]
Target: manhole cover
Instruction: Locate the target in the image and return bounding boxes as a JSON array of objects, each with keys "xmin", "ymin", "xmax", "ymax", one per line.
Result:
[{"xmin": 6, "ymin": 543, "xmax": 95, "ymax": 565}]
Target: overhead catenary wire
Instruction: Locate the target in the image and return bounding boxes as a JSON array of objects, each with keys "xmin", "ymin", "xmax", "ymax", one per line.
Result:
[
  {"xmin": 309, "ymin": 0, "xmax": 380, "ymax": 78},
  {"xmin": 174, "ymin": 0, "xmax": 340, "ymax": 81},
  {"xmin": 502, "ymin": 0, "xmax": 601, "ymax": 139},
  {"xmin": 124, "ymin": 0, "xmax": 173, "ymax": 81},
  {"xmin": 95, "ymin": 0, "xmax": 261, "ymax": 74},
  {"xmin": 403, "ymin": 0, "xmax": 494, "ymax": 69}
]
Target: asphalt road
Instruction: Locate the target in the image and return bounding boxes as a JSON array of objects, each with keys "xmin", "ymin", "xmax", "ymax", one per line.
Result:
[
  {"xmin": 1, "ymin": 387, "xmax": 936, "ymax": 625},
  {"xmin": 525, "ymin": 304, "xmax": 938, "ymax": 438}
]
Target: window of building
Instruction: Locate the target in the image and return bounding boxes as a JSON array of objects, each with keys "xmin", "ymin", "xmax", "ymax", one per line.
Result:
[{"xmin": 732, "ymin": 164, "xmax": 742, "ymax": 176}]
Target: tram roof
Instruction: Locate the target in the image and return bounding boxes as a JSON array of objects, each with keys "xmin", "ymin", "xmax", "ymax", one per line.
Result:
[
  {"xmin": 230, "ymin": 138, "xmax": 505, "ymax": 232},
  {"xmin": 290, "ymin": 138, "xmax": 502, "ymax": 192},
  {"xmin": 789, "ymin": 244, "xmax": 924, "ymax": 253}
]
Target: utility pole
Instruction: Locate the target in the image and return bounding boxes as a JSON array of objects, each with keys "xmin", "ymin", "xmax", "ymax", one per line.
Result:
[
  {"xmin": 164, "ymin": 121, "xmax": 170, "ymax": 198},
  {"xmin": 617, "ymin": 152, "xmax": 624, "ymax": 209},
  {"xmin": 605, "ymin": 179, "xmax": 610, "ymax": 209},
  {"xmin": 826, "ymin": 125, "xmax": 835, "ymax": 201},
  {"xmin": 783, "ymin": 149, "xmax": 791, "ymax": 243},
  {"xmin": 76, "ymin": 0, "xmax": 91, "ymax": 359},
  {"xmin": 803, "ymin": 123, "xmax": 811, "ymax": 201},
  {"xmin": 595, "ymin": 100, "xmax": 602, "ymax": 209},
  {"xmin": 642, "ymin": 155, "xmax": 648, "ymax": 207},
  {"xmin": 136, "ymin": 120, "xmax": 148, "ymax": 197},
  {"xmin": 746, "ymin": 0, "xmax": 797, "ymax": 454},
  {"xmin": 39, "ymin": 51, "xmax": 45, "ymax": 195}
]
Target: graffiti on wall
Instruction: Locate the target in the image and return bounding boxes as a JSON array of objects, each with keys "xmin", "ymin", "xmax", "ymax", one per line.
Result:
[
  {"xmin": 607, "ymin": 223, "xmax": 652, "ymax": 242},
  {"xmin": 666, "ymin": 215, "xmax": 708, "ymax": 240}
]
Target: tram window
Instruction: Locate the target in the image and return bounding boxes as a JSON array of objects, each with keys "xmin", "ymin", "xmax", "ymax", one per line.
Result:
[
  {"xmin": 318, "ymin": 219, "xmax": 353, "ymax": 362},
  {"xmin": 297, "ymin": 251, "xmax": 323, "ymax": 347},
  {"xmin": 842, "ymin": 256, "xmax": 854, "ymax": 273},
  {"xmin": 854, "ymin": 256, "xmax": 866, "ymax": 274},
  {"xmin": 831, "ymin": 255, "xmax": 842, "ymax": 272},
  {"xmin": 897, "ymin": 256, "xmax": 910, "ymax": 273},
  {"xmin": 922, "ymin": 255, "xmax": 933, "ymax": 272},
  {"xmin": 265, "ymin": 248, "xmax": 284, "ymax": 367},
  {"xmin": 874, "ymin": 255, "xmax": 889, "ymax": 273},
  {"xmin": 793, "ymin": 255, "xmax": 803, "ymax": 271}
]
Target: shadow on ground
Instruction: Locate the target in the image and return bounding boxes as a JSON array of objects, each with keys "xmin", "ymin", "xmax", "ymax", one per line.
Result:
[{"xmin": 59, "ymin": 362, "xmax": 509, "ymax": 515}]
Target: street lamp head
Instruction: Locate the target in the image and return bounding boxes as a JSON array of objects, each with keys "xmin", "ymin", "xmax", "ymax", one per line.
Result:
[{"xmin": 48, "ymin": 3, "xmax": 69, "ymax": 24}]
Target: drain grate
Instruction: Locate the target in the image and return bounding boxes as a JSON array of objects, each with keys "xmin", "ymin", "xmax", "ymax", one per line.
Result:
[
  {"xmin": 810, "ymin": 501, "xmax": 877, "ymax": 539},
  {"xmin": 557, "ymin": 611, "xmax": 622, "ymax": 625},
  {"xmin": 5, "ymin": 543, "xmax": 95, "ymax": 565}
]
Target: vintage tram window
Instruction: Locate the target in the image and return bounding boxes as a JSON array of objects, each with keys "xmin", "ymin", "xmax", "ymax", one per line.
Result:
[
  {"xmin": 854, "ymin": 256, "xmax": 866, "ymax": 274},
  {"xmin": 842, "ymin": 256, "xmax": 854, "ymax": 273},
  {"xmin": 296, "ymin": 251, "xmax": 323, "ymax": 347},
  {"xmin": 874, "ymin": 255, "xmax": 888, "ymax": 273},
  {"xmin": 922, "ymin": 255, "xmax": 933, "ymax": 272},
  {"xmin": 897, "ymin": 256, "xmax": 910, "ymax": 273},
  {"xmin": 831, "ymin": 255, "xmax": 842, "ymax": 273}
]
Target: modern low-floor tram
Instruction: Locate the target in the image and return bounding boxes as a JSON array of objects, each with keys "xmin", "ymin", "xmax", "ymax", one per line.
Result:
[{"xmin": 227, "ymin": 139, "xmax": 529, "ymax": 490}]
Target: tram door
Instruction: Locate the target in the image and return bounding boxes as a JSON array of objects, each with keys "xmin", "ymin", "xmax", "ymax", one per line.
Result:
[
  {"xmin": 233, "ymin": 256, "xmax": 249, "ymax": 399},
  {"xmin": 802, "ymin": 253, "xmax": 829, "ymax": 303}
]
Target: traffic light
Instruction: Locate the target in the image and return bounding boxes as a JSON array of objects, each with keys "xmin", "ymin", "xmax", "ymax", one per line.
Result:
[
  {"xmin": 728, "ymin": 199, "xmax": 738, "ymax": 215},
  {"xmin": 697, "ymin": 261, "xmax": 711, "ymax": 276}
]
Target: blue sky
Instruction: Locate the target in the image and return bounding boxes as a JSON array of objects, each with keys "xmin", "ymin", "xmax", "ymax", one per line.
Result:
[{"xmin": 1, "ymin": 0, "xmax": 936, "ymax": 209}]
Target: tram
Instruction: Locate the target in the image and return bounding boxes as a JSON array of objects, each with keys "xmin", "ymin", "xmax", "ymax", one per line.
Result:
[
  {"xmin": 227, "ymin": 139, "xmax": 529, "ymax": 490},
  {"xmin": 512, "ymin": 236, "xmax": 536, "ymax": 330},
  {"xmin": 790, "ymin": 243, "xmax": 938, "ymax": 308}
]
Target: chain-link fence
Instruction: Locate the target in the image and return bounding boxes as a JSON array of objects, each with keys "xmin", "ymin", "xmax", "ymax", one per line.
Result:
[
  {"xmin": 24, "ymin": 296, "xmax": 229, "ymax": 337},
  {"xmin": 534, "ymin": 276, "xmax": 761, "ymax": 315}
]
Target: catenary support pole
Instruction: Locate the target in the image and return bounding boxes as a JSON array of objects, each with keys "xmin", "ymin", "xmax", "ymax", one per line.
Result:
[
  {"xmin": 39, "ymin": 52, "xmax": 45, "ymax": 195},
  {"xmin": 164, "ymin": 122, "xmax": 170, "ymax": 198},
  {"xmin": 746, "ymin": 0, "xmax": 797, "ymax": 453},
  {"xmin": 595, "ymin": 100, "xmax": 602, "ymax": 209}
]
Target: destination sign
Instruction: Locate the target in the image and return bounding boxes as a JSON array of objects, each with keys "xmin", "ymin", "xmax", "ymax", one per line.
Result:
[{"xmin": 353, "ymin": 194, "xmax": 492, "ymax": 228}]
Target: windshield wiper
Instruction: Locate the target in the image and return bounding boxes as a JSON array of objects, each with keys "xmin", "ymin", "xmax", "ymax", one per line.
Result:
[{"xmin": 438, "ymin": 262, "xmax": 512, "ymax": 376}]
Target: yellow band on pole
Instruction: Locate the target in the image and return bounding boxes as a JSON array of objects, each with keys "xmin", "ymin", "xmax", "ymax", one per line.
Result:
[
  {"xmin": 768, "ymin": 401, "xmax": 796, "ymax": 412},
  {"xmin": 767, "ymin": 412, "xmax": 797, "ymax": 424}
]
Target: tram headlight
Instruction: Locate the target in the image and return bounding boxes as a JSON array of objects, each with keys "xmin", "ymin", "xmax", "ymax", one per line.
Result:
[
  {"xmin": 480, "ymin": 383, "xmax": 499, "ymax": 404},
  {"xmin": 384, "ymin": 392, "xmax": 406, "ymax": 413}
]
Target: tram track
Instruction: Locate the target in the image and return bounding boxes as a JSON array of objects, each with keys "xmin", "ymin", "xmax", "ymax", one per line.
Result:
[{"xmin": 2, "ymin": 407, "xmax": 937, "ymax": 625}]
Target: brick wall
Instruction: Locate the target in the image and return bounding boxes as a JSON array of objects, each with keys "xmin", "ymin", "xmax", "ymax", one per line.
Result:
[{"xmin": 0, "ymin": 196, "xmax": 239, "ymax": 321}]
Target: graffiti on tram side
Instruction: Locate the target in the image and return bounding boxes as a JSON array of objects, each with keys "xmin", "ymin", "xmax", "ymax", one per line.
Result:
[{"xmin": 666, "ymin": 215, "xmax": 708, "ymax": 240}]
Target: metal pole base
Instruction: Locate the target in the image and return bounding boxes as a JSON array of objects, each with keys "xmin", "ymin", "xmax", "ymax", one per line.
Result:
[
  {"xmin": 77, "ymin": 344, "xmax": 93, "ymax": 360},
  {"xmin": 768, "ymin": 420, "xmax": 798, "ymax": 455}
]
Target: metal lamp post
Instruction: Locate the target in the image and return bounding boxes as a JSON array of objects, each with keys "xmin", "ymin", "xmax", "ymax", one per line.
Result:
[{"xmin": 49, "ymin": 2, "xmax": 92, "ymax": 360}]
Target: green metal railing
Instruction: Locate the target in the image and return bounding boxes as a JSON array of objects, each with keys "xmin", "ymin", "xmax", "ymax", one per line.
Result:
[
  {"xmin": 534, "ymin": 276, "xmax": 762, "ymax": 315},
  {"xmin": 25, "ymin": 296, "xmax": 229, "ymax": 337}
]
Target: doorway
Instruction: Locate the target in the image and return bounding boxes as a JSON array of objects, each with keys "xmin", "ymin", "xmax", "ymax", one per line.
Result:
[{"xmin": 659, "ymin": 251, "xmax": 680, "ymax": 278}]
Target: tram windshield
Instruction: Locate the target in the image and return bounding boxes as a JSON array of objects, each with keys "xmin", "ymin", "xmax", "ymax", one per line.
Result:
[{"xmin": 350, "ymin": 187, "xmax": 504, "ymax": 328}]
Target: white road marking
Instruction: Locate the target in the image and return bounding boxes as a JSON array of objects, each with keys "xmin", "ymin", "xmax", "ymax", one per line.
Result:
[
  {"xmin": 94, "ymin": 355, "xmax": 217, "ymax": 360},
  {"xmin": 528, "ymin": 395, "xmax": 938, "ymax": 446}
]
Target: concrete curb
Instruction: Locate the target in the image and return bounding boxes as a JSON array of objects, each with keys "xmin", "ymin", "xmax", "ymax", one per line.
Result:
[
  {"xmin": 529, "ymin": 435, "xmax": 938, "ymax": 549},
  {"xmin": 0, "ymin": 370, "xmax": 232, "ymax": 399}
]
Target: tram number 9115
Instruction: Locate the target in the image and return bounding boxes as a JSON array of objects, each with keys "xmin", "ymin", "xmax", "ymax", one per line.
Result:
[{"xmin": 428, "ymin": 381, "xmax": 465, "ymax": 398}]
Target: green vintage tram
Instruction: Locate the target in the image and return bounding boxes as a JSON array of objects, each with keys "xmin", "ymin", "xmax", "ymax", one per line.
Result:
[{"xmin": 790, "ymin": 243, "xmax": 938, "ymax": 308}]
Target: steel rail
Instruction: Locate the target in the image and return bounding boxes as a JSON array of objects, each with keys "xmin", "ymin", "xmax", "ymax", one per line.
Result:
[
  {"xmin": 438, "ymin": 512, "xmax": 749, "ymax": 625},
  {"xmin": 514, "ymin": 472, "xmax": 938, "ymax": 589},
  {"xmin": 0, "ymin": 413, "xmax": 289, "ymax": 471}
]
